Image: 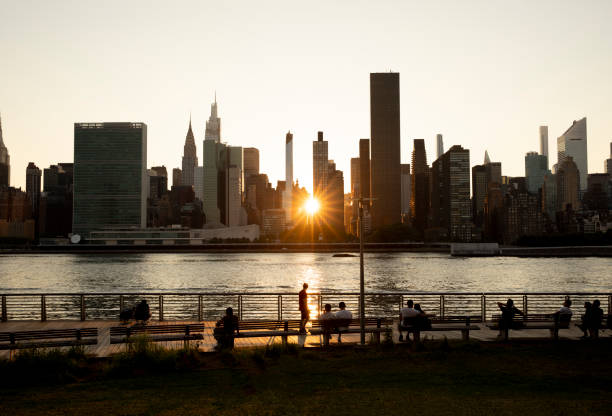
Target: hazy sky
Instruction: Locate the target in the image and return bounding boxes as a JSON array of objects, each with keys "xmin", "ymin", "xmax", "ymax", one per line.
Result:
[{"xmin": 1, "ymin": 0, "xmax": 611, "ymax": 193}]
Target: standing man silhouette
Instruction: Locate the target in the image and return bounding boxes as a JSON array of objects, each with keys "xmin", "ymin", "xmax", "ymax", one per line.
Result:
[{"xmin": 299, "ymin": 283, "xmax": 310, "ymax": 333}]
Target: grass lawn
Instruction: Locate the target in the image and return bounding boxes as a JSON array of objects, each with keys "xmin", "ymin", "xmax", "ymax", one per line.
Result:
[{"xmin": 1, "ymin": 339, "xmax": 611, "ymax": 415}]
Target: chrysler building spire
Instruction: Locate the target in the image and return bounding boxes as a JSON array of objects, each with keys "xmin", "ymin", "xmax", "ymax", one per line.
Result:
[{"xmin": 181, "ymin": 116, "xmax": 198, "ymax": 186}]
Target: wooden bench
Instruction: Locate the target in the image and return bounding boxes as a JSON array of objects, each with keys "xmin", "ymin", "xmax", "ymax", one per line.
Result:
[
  {"xmin": 230, "ymin": 320, "xmax": 301, "ymax": 345},
  {"xmin": 216, "ymin": 318, "xmax": 392, "ymax": 347},
  {"xmin": 0, "ymin": 328, "xmax": 98, "ymax": 358},
  {"xmin": 309, "ymin": 318, "xmax": 393, "ymax": 346},
  {"xmin": 487, "ymin": 313, "xmax": 571, "ymax": 340},
  {"xmin": 110, "ymin": 324, "xmax": 204, "ymax": 346},
  {"xmin": 398, "ymin": 315, "xmax": 482, "ymax": 342}
]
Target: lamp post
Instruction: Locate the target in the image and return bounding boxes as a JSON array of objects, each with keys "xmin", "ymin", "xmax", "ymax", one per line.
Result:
[{"xmin": 352, "ymin": 196, "xmax": 374, "ymax": 345}]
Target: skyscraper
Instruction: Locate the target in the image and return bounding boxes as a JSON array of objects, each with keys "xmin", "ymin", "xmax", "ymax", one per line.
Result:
[
  {"xmin": 556, "ymin": 156, "xmax": 580, "ymax": 211},
  {"xmin": 181, "ymin": 118, "xmax": 198, "ymax": 187},
  {"xmin": 557, "ymin": 117, "xmax": 588, "ymax": 190},
  {"xmin": 471, "ymin": 164, "xmax": 487, "ymax": 226},
  {"xmin": 605, "ymin": 142, "xmax": 611, "ymax": 174},
  {"xmin": 411, "ymin": 139, "xmax": 429, "ymax": 234},
  {"xmin": 172, "ymin": 168, "xmax": 182, "ymax": 187},
  {"xmin": 350, "ymin": 157, "xmax": 360, "ymax": 233},
  {"xmin": 243, "ymin": 147, "xmax": 260, "ymax": 178},
  {"xmin": 73, "ymin": 122, "xmax": 147, "ymax": 237},
  {"xmin": 0, "ymin": 114, "xmax": 10, "ymax": 188},
  {"xmin": 25, "ymin": 162, "xmax": 41, "ymax": 217},
  {"xmin": 400, "ymin": 164, "xmax": 411, "ymax": 217},
  {"xmin": 539, "ymin": 126, "xmax": 549, "ymax": 167},
  {"xmin": 436, "ymin": 134, "xmax": 444, "ymax": 160},
  {"xmin": 203, "ymin": 99, "xmax": 222, "ymax": 225},
  {"xmin": 525, "ymin": 152, "xmax": 548, "ymax": 194},
  {"xmin": 40, "ymin": 163, "xmax": 73, "ymax": 237},
  {"xmin": 326, "ymin": 161, "xmax": 345, "ymax": 240},
  {"xmin": 202, "ymin": 99, "xmax": 245, "ymax": 227},
  {"xmin": 194, "ymin": 166, "xmax": 204, "ymax": 201},
  {"xmin": 313, "ymin": 131, "xmax": 328, "ymax": 199},
  {"xmin": 430, "ymin": 145, "xmax": 471, "ymax": 241},
  {"xmin": 359, "ymin": 138, "xmax": 370, "ymax": 204},
  {"xmin": 370, "ymin": 72, "xmax": 401, "ymax": 228},
  {"xmin": 284, "ymin": 132, "xmax": 293, "ymax": 223}
]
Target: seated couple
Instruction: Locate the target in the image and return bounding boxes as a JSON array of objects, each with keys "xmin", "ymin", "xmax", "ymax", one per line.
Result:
[
  {"xmin": 320, "ymin": 302, "xmax": 353, "ymax": 343},
  {"xmin": 398, "ymin": 299, "xmax": 431, "ymax": 341}
]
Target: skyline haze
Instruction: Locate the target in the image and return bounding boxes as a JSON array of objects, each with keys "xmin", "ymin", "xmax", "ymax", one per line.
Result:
[{"xmin": 1, "ymin": 0, "xmax": 612, "ymax": 193}]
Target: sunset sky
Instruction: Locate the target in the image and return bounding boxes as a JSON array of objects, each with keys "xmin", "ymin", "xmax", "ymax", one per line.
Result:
[{"xmin": 1, "ymin": 0, "xmax": 611, "ymax": 193}]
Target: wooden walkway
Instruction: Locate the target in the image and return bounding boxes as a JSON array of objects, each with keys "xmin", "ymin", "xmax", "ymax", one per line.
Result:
[{"xmin": 0, "ymin": 319, "xmax": 603, "ymax": 359}]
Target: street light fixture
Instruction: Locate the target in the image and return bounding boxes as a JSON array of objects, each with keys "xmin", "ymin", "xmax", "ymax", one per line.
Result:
[{"xmin": 350, "ymin": 196, "xmax": 375, "ymax": 345}]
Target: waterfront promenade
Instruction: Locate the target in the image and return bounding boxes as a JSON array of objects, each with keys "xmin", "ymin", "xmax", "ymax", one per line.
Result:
[{"xmin": 0, "ymin": 318, "xmax": 601, "ymax": 359}]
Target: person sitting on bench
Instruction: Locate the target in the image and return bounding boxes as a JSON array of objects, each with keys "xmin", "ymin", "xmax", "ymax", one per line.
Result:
[
  {"xmin": 120, "ymin": 306, "xmax": 135, "ymax": 324},
  {"xmin": 134, "ymin": 299, "xmax": 151, "ymax": 324},
  {"xmin": 214, "ymin": 307, "xmax": 239, "ymax": 350},
  {"xmin": 497, "ymin": 299, "xmax": 523, "ymax": 339},
  {"xmin": 414, "ymin": 303, "xmax": 432, "ymax": 330},
  {"xmin": 399, "ymin": 299, "xmax": 423, "ymax": 341},
  {"xmin": 320, "ymin": 304, "xmax": 335, "ymax": 344},
  {"xmin": 554, "ymin": 298, "xmax": 573, "ymax": 318},
  {"xmin": 334, "ymin": 302, "xmax": 352, "ymax": 343}
]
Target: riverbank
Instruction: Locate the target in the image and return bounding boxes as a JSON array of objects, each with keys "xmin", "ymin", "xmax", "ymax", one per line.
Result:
[
  {"xmin": 1, "ymin": 340, "xmax": 610, "ymax": 415},
  {"xmin": 1, "ymin": 242, "xmax": 612, "ymax": 256}
]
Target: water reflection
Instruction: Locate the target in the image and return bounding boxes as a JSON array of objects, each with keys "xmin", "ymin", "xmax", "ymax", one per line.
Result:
[{"xmin": 0, "ymin": 253, "xmax": 610, "ymax": 294}]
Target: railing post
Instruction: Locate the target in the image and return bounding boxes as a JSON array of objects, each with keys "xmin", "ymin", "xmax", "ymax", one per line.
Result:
[
  {"xmin": 198, "ymin": 295, "xmax": 203, "ymax": 321},
  {"xmin": 481, "ymin": 295, "xmax": 486, "ymax": 322},
  {"xmin": 399, "ymin": 294, "xmax": 404, "ymax": 315},
  {"xmin": 608, "ymin": 295, "xmax": 611, "ymax": 315},
  {"xmin": 159, "ymin": 295, "xmax": 164, "ymax": 321},
  {"xmin": 80, "ymin": 295, "xmax": 85, "ymax": 321},
  {"xmin": 278, "ymin": 295, "xmax": 282, "ymax": 320},
  {"xmin": 120, "ymin": 295, "xmax": 124, "ymax": 313},
  {"xmin": 318, "ymin": 295, "xmax": 322, "ymax": 318},
  {"xmin": 238, "ymin": 295, "xmax": 242, "ymax": 320},
  {"xmin": 41, "ymin": 295, "xmax": 46, "ymax": 322},
  {"xmin": 523, "ymin": 295, "xmax": 528, "ymax": 316},
  {"xmin": 1, "ymin": 295, "xmax": 6, "ymax": 322},
  {"xmin": 440, "ymin": 295, "xmax": 445, "ymax": 319}
]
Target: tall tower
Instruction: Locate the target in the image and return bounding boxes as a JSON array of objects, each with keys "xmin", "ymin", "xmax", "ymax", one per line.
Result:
[
  {"xmin": 0, "ymin": 114, "xmax": 10, "ymax": 187},
  {"xmin": 525, "ymin": 152, "xmax": 548, "ymax": 194},
  {"xmin": 243, "ymin": 147, "xmax": 260, "ymax": 178},
  {"xmin": 73, "ymin": 122, "xmax": 147, "ymax": 237},
  {"xmin": 205, "ymin": 95, "xmax": 221, "ymax": 142},
  {"xmin": 203, "ymin": 97, "xmax": 223, "ymax": 225},
  {"xmin": 411, "ymin": 139, "xmax": 429, "ymax": 234},
  {"xmin": 370, "ymin": 72, "xmax": 401, "ymax": 228},
  {"xmin": 284, "ymin": 132, "xmax": 293, "ymax": 223},
  {"xmin": 430, "ymin": 145, "xmax": 471, "ymax": 241},
  {"xmin": 312, "ymin": 131, "xmax": 328, "ymax": 199},
  {"xmin": 539, "ymin": 126, "xmax": 548, "ymax": 168},
  {"xmin": 436, "ymin": 134, "xmax": 444, "ymax": 160},
  {"xmin": 605, "ymin": 142, "xmax": 612, "ymax": 174},
  {"xmin": 26, "ymin": 162, "xmax": 42, "ymax": 216},
  {"xmin": 557, "ymin": 117, "xmax": 588, "ymax": 190},
  {"xmin": 181, "ymin": 117, "xmax": 198, "ymax": 187}
]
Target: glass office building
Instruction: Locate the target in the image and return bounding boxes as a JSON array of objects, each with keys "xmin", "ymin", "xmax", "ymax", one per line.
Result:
[{"xmin": 73, "ymin": 122, "xmax": 147, "ymax": 237}]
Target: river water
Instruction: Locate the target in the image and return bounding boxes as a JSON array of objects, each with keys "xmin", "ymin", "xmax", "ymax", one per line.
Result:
[{"xmin": 0, "ymin": 253, "xmax": 610, "ymax": 293}]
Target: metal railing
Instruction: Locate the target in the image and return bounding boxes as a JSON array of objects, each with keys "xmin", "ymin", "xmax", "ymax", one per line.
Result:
[{"xmin": 1, "ymin": 292, "xmax": 610, "ymax": 323}]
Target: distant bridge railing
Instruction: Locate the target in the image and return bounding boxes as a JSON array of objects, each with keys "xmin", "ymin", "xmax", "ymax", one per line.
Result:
[{"xmin": 1, "ymin": 292, "xmax": 610, "ymax": 322}]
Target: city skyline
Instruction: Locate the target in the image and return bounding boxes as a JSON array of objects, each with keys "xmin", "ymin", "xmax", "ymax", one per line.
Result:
[{"xmin": 1, "ymin": 1, "xmax": 612, "ymax": 193}]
